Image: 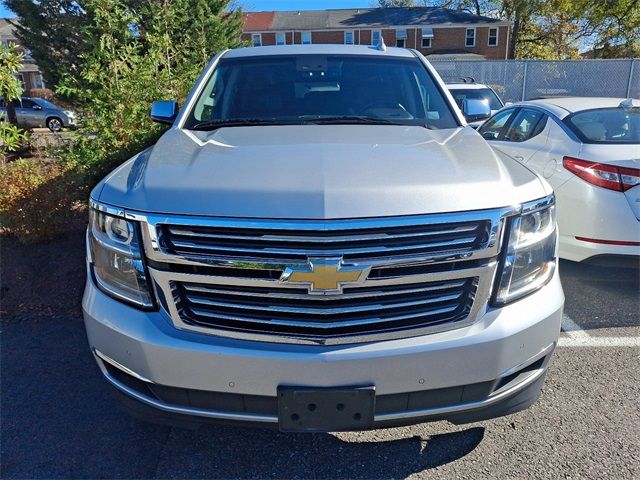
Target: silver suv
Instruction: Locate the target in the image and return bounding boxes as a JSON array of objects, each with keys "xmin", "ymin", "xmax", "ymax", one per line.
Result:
[
  {"xmin": 83, "ymin": 44, "xmax": 563, "ymax": 432},
  {"xmin": 0, "ymin": 97, "xmax": 77, "ymax": 132}
]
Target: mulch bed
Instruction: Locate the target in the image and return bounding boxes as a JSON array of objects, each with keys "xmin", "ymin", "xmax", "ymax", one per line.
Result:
[{"xmin": 1, "ymin": 228, "xmax": 87, "ymax": 323}]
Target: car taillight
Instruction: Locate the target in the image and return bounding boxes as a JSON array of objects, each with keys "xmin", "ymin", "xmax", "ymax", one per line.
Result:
[{"xmin": 563, "ymin": 157, "xmax": 640, "ymax": 192}]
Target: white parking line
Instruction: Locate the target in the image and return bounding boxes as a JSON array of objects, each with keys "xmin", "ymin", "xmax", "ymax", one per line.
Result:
[
  {"xmin": 559, "ymin": 313, "xmax": 639, "ymax": 347},
  {"xmin": 561, "ymin": 314, "xmax": 590, "ymax": 339},
  {"xmin": 559, "ymin": 336, "xmax": 640, "ymax": 347}
]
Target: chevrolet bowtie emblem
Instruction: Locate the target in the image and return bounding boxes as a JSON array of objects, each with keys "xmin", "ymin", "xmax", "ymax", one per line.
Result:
[{"xmin": 280, "ymin": 258, "xmax": 371, "ymax": 294}]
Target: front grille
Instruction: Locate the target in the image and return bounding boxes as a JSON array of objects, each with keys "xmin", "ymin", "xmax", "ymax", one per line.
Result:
[
  {"xmin": 161, "ymin": 219, "xmax": 491, "ymax": 263},
  {"xmin": 173, "ymin": 277, "xmax": 478, "ymax": 339},
  {"xmin": 142, "ymin": 209, "xmax": 507, "ymax": 344}
]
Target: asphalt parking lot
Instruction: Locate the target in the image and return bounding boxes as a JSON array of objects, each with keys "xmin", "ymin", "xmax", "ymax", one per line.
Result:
[{"xmin": 1, "ymin": 230, "xmax": 639, "ymax": 479}]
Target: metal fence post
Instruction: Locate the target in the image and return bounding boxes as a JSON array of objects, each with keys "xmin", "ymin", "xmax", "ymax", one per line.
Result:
[
  {"xmin": 627, "ymin": 59, "xmax": 637, "ymax": 98},
  {"xmin": 521, "ymin": 61, "xmax": 528, "ymax": 101}
]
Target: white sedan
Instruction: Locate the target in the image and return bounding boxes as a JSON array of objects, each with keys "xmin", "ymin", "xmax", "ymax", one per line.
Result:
[{"xmin": 479, "ymin": 97, "xmax": 639, "ymax": 264}]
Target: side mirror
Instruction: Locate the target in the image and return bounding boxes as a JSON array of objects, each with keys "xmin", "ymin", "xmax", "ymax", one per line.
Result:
[
  {"xmin": 150, "ymin": 100, "xmax": 178, "ymax": 125},
  {"xmin": 462, "ymin": 98, "xmax": 491, "ymax": 120},
  {"xmin": 32, "ymin": 105, "xmax": 43, "ymax": 110}
]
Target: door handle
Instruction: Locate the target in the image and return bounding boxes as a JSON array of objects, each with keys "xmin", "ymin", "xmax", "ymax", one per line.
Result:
[{"xmin": 513, "ymin": 155, "xmax": 525, "ymax": 161}]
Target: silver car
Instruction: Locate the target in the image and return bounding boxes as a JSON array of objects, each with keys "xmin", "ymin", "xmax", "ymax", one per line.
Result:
[
  {"xmin": 0, "ymin": 97, "xmax": 77, "ymax": 132},
  {"xmin": 83, "ymin": 44, "xmax": 563, "ymax": 432}
]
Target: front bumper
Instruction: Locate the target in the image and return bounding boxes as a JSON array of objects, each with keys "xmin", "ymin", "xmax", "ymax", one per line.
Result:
[{"xmin": 83, "ymin": 270, "xmax": 563, "ymax": 429}]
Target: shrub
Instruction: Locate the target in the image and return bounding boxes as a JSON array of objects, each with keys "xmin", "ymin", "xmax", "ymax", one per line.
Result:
[{"xmin": 0, "ymin": 159, "xmax": 89, "ymax": 243}]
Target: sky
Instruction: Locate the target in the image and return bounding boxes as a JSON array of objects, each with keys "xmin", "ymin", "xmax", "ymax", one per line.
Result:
[
  {"xmin": 0, "ymin": 4, "xmax": 13, "ymax": 18},
  {"xmin": 0, "ymin": 1, "xmax": 376, "ymax": 18}
]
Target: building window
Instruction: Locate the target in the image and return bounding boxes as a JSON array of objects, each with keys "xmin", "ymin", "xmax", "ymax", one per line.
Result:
[
  {"xmin": 17, "ymin": 73, "xmax": 25, "ymax": 90},
  {"xmin": 465, "ymin": 28, "xmax": 476, "ymax": 47},
  {"xmin": 301, "ymin": 31, "xmax": 312, "ymax": 45},
  {"xmin": 421, "ymin": 28, "xmax": 433, "ymax": 48},
  {"xmin": 396, "ymin": 29, "xmax": 407, "ymax": 48},
  {"xmin": 276, "ymin": 32, "xmax": 286, "ymax": 45},
  {"xmin": 252, "ymin": 34, "xmax": 262, "ymax": 47},
  {"xmin": 371, "ymin": 30, "xmax": 381, "ymax": 46},
  {"xmin": 488, "ymin": 27, "xmax": 498, "ymax": 46},
  {"xmin": 33, "ymin": 73, "xmax": 45, "ymax": 89},
  {"xmin": 344, "ymin": 31, "xmax": 354, "ymax": 45}
]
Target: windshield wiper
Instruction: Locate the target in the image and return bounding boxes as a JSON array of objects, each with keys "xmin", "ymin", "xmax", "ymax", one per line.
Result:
[
  {"xmin": 305, "ymin": 116, "xmax": 435, "ymax": 128},
  {"xmin": 189, "ymin": 119, "xmax": 288, "ymax": 131},
  {"xmin": 306, "ymin": 116, "xmax": 399, "ymax": 125}
]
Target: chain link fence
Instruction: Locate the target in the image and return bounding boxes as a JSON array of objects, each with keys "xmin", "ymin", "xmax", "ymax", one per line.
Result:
[{"xmin": 431, "ymin": 59, "xmax": 640, "ymax": 103}]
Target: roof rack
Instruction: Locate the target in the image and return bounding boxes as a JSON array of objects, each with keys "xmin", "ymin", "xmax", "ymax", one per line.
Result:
[{"xmin": 443, "ymin": 76, "xmax": 476, "ymax": 84}]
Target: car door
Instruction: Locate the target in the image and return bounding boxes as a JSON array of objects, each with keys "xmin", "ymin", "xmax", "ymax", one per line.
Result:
[
  {"xmin": 19, "ymin": 98, "xmax": 44, "ymax": 127},
  {"xmin": 526, "ymin": 118, "xmax": 582, "ymax": 191},
  {"xmin": 11, "ymin": 99, "xmax": 30, "ymax": 126},
  {"xmin": 486, "ymin": 107, "xmax": 549, "ymax": 164}
]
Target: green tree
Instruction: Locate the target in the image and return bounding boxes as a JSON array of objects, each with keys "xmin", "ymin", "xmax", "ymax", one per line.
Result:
[
  {"xmin": 583, "ymin": 0, "xmax": 640, "ymax": 58},
  {"xmin": 424, "ymin": 0, "xmax": 640, "ymax": 59},
  {"xmin": 58, "ymin": 0, "xmax": 243, "ymax": 179},
  {"xmin": 0, "ymin": 42, "xmax": 28, "ymax": 161},
  {"xmin": 376, "ymin": 0, "xmax": 416, "ymax": 7},
  {"xmin": 4, "ymin": 0, "xmax": 93, "ymax": 90}
]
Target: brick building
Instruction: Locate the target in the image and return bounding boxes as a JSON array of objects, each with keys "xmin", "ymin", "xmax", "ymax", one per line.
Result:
[{"xmin": 241, "ymin": 7, "xmax": 511, "ymax": 60}]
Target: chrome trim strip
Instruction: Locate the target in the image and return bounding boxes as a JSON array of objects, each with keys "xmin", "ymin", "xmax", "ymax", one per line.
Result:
[
  {"xmin": 167, "ymin": 224, "xmax": 481, "ymax": 243},
  {"xmin": 189, "ymin": 304, "xmax": 461, "ymax": 329},
  {"xmin": 182, "ymin": 280, "xmax": 467, "ymax": 301},
  {"xmin": 169, "ymin": 235, "xmax": 479, "ymax": 257},
  {"xmin": 185, "ymin": 292, "xmax": 463, "ymax": 316},
  {"xmin": 94, "ymin": 349, "xmax": 153, "ymax": 383},
  {"xmin": 92, "ymin": 343, "xmax": 554, "ymax": 425}
]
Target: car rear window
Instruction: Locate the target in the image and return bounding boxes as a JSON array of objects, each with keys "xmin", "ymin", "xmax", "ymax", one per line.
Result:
[
  {"xmin": 449, "ymin": 88, "xmax": 503, "ymax": 111},
  {"xmin": 565, "ymin": 107, "xmax": 640, "ymax": 144},
  {"xmin": 184, "ymin": 55, "xmax": 460, "ymax": 130}
]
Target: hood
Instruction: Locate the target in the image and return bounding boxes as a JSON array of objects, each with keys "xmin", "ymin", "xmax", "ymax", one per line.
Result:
[{"xmin": 94, "ymin": 125, "xmax": 548, "ymax": 219}]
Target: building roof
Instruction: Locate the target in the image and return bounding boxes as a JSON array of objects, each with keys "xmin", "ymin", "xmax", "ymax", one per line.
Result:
[
  {"xmin": 243, "ymin": 7, "xmax": 510, "ymax": 32},
  {"xmin": 0, "ymin": 18, "xmax": 17, "ymax": 37},
  {"xmin": 241, "ymin": 11, "xmax": 275, "ymax": 31}
]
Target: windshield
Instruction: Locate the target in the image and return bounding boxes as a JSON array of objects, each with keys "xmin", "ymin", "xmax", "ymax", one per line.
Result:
[
  {"xmin": 449, "ymin": 88, "xmax": 503, "ymax": 111},
  {"xmin": 565, "ymin": 107, "xmax": 640, "ymax": 144},
  {"xmin": 184, "ymin": 55, "xmax": 459, "ymax": 130},
  {"xmin": 34, "ymin": 99, "xmax": 60, "ymax": 109}
]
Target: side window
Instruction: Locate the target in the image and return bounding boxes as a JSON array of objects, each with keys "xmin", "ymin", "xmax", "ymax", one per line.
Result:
[
  {"xmin": 478, "ymin": 109, "xmax": 515, "ymax": 140},
  {"xmin": 21, "ymin": 99, "xmax": 36, "ymax": 109},
  {"xmin": 503, "ymin": 108, "xmax": 545, "ymax": 142}
]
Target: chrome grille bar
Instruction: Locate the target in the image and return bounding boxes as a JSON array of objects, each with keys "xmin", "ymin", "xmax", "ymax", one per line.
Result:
[
  {"xmin": 168, "ymin": 235, "xmax": 479, "ymax": 258},
  {"xmin": 188, "ymin": 304, "xmax": 462, "ymax": 330},
  {"xmin": 184, "ymin": 292, "xmax": 464, "ymax": 315},
  {"xmin": 167, "ymin": 224, "xmax": 480, "ymax": 243}
]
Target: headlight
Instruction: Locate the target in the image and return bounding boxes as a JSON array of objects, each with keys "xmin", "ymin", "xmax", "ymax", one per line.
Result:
[
  {"xmin": 493, "ymin": 198, "xmax": 557, "ymax": 305},
  {"xmin": 88, "ymin": 208, "xmax": 154, "ymax": 308}
]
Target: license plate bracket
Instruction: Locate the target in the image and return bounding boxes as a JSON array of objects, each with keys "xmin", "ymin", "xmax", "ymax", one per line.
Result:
[{"xmin": 278, "ymin": 385, "xmax": 375, "ymax": 432}]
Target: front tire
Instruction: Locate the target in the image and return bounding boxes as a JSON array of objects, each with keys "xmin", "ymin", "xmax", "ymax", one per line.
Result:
[{"xmin": 47, "ymin": 117, "xmax": 63, "ymax": 132}]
